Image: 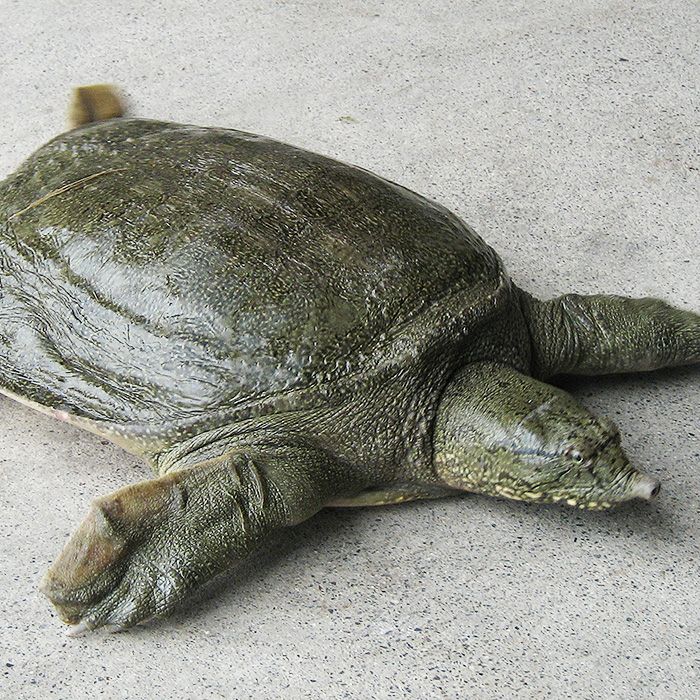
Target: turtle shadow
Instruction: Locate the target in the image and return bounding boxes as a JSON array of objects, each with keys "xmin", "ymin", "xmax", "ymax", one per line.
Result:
[
  {"xmin": 480, "ymin": 488, "xmax": 678, "ymax": 542},
  {"xmin": 546, "ymin": 495, "xmax": 679, "ymax": 539},
  {"xmin": 553, "ymin": 363, "xmax": 700, "ymax": 394}
]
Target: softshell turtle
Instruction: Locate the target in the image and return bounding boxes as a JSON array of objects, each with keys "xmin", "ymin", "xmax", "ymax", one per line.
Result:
[{"xmin": 1, "ymin": 87, "xmax": 698, "ymax": 634}]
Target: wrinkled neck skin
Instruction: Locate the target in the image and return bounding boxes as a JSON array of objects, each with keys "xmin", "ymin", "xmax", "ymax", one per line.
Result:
[{"xmin": 432, "ymin": 361, "xmax": 659, "ymax": 510}]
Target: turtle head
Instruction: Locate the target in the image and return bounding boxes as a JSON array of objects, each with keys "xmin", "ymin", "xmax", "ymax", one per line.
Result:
[{"xmin": 433, "ymin": 363, "xmax": 661, "ymax": 510}]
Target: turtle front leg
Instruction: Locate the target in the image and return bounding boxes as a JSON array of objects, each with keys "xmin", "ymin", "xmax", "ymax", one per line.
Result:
[
  {"xmin": 40, "ymin": 447, "xmax": 351, "ymax": 633},
  {"xmin": 519, "ymin": 290, "xmax": 700, "ymax": 377}
]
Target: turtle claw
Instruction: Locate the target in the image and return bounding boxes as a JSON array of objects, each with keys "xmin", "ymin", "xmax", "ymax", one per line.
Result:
[
  {"xmin": 64, "ymin": 619, "xmax": 129, "ymax": 637},
  {"xmin": 45, "ymin": 555, "xmax": 165, "ymax": 635},
  {"xmin": 41, "ymin": 468, "xmax": 219, "ymax": 633},
  {"xmin": 42, "ymin": 531, "xmax": 165, "ymax": 634},
  {"xmin": 65, "ymin": 620, "xmax": 93, "ymax": 638}
]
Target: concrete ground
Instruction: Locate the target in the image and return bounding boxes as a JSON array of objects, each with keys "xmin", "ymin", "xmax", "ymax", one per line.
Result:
[{"xmin": 1, "ymin": 1, "xmax": 698, "ymax": 697}]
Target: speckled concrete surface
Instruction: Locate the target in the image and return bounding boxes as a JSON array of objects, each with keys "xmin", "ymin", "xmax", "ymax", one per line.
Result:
[{"xmin": 1, "ymin": 1, "xmax": 698, "ymax": 698}]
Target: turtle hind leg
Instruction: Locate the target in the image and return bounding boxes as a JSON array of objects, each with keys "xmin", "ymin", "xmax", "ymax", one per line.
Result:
[
  {"xmin": 519, "ymin": 290, "xmax": 700, "ymax": 378},
  {"xmin": 68, "ymin": 84, "xmax": 124, "ymax": 128},
  {"xmin": 40, "ymin": 446, "xmax": 357, "ymax": 633}
]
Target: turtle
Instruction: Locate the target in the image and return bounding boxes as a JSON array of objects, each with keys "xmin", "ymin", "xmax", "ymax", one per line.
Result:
[{"xmin": 1, "ymin": 86, "xmax": 698, "ymax": 635}]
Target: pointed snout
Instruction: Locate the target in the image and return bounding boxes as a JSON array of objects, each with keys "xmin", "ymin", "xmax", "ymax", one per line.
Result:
[{"xmin": 628, "ymin": 472, "xmax": 661, "ymax": 501}]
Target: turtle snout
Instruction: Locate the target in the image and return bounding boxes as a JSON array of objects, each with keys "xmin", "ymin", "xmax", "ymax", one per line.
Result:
[{"xmin": 629, "ymin": 473, "xmax": 661, "ymax": 501}]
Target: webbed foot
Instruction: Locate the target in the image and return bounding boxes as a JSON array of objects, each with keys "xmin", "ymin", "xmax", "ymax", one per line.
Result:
[
  {"xmin": 40, "ymin": 448, "xmax": 345, "ymax": 632},
  {"xmin": 40, "ymin": 469, "xmax": 203, "ymax": 631}
]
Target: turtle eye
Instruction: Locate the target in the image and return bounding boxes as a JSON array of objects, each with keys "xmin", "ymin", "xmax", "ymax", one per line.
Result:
[{"xmin": 564, "ymin": 447, "xmax": 585, "ymax": 463}]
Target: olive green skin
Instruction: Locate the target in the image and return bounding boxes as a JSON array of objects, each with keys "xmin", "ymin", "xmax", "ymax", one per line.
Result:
[
  {"xmin": 0, "ymin": 118, "xmax": 527, "ymax": 481},
  {"xmin": 2, "ymin": 114, "xmax": 698, "ymax": 632}
]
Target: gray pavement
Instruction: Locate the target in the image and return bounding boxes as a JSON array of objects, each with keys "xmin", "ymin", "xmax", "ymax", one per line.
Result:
[{"xmin": 1, "ymin": 1, "xmax": 698, "ymax": 698}]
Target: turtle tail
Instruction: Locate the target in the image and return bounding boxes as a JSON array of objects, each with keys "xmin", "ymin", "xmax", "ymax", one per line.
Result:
[{"xmin": 68, "ymin": 85, "xmax": 124, "ymax": 129}]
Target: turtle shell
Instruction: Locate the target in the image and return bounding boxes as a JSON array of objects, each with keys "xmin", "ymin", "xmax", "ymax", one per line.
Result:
[{"xmin": 0, "ymin": 119, "xmax": 504, "ymax": 442}]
